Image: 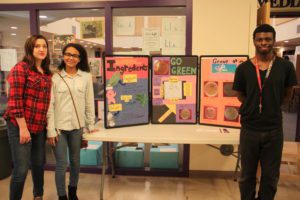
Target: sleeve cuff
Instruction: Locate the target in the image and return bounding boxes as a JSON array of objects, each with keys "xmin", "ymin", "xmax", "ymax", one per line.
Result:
[
  {"xmin": 87, "ymin": 124, "xmax": 95, "ymax": 131},
  {"xmin": 9, "ymin": 109, "xmax": 24, "ymax": 118},
  {"xmin": 47, "ymin": 129, "xmax": 58, "ymax": 138}
]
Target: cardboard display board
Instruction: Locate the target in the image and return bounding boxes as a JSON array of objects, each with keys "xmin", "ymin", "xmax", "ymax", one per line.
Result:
[
  {"xmin": 199, "ymin": 55, "xmax": 248, "ymax": 127},
  {"xmin": 104, "ymin": 56, "xmax": 150, "ymax": 128},
  {"xmin": 151, "ymin": 56, "xmax": 198, "ymax": 124}
]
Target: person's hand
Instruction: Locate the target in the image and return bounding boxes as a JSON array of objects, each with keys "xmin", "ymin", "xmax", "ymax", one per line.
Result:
[
  {"xmin": 87, "ymin": 129, "xmax": 99, "ymax": 134},
  {"xmin": 47, "ymin": 136, "xmax": 58, "ymax": 146},
  {"xmin": 19, "ymin": 128, "xmax": 31, "ymax": 144}
]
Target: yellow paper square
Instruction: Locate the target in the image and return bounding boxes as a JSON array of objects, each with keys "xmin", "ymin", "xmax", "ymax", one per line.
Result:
[
  {"xmin": 184, "ymin": 82, "xmax": 192, "ymax": 96},
  {"xmin": 121, "ymin": 95, "xmax": 132, "ymax": 102},
  {"xmin": 123, "ymin": 74, "xmax": 137, "ymax": 83},
  {"xmin": 108, "ymin": 104, "xmax": 123, "ymax": 112}
]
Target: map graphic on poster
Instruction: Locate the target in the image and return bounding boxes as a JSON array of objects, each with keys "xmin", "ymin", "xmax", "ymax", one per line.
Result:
[
  {"xmin": 152, "ymin": 56, "xmax": 198, "ymax": 124},
  {"xmin": 199, "ymin": 55, "xmax": 248, "ymax": 128},
  {"xmin": 104, "ymin": 56, "xmax": 149, "ymax": 128}
]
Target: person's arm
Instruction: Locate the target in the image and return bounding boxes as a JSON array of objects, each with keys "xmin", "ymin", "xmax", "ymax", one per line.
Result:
[
  {"xmin": 15, "ymin": 117, "xmax": 31, "ymax": 144},
  {"xmin": 46, "ymin": 77, "xmax": 58, "ymax": 146},
  {"xmin": 85, "ymin": 73, "xmax": 96, "ymax": 132},
  {"xmin": 236, "ymin": 91, "xmax": 246, "ymax": 103},
  {"xmin": 232, "ymin": 64, "xmax": 246, "ymax": 103},
  {"xmin": 7, "ymin": 63, "xmax": 31, "ymax": 144}
]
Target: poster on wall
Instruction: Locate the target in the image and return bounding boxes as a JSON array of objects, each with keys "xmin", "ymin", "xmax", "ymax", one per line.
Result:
[
  {"xmin": 142, "ymin": 27, "xmax": 160, "ymax": 52},
  {"xmin": 151, "ymin": 56, "xmax": 198, "ymax": 124},
  {"xmin": 89, "ymin": 57, "xmax": 102, "ymax": 77},
  {"xmin": 80, "ymin": 20, "xmax": 104, "ymax": 39},
  {"xmin": 90, "ymin": 57, "xmax": 104, "ymax": 100},
  {"xmin": 93, "ymin": 76, "xmax": 104, "ymax": 100},
  {"xmin": 0, "ymin": 49, "xmax": 17, "ymax": 71},
  {"xmin": 199, "ymin": 55, "xmax": 248, "ymax": 128},
  {"xmin": 53, "ymin": 34, "xmax": 75, "ymax": 51},
  {"xmin": 104, "ymin": 55, "xmax": 150, "ymax": 128},
  {"xmin": 114, "ymin": 17, "xmax": 135, "ymax": 36}
]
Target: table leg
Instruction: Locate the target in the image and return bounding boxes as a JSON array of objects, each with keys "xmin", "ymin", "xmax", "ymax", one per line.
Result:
[
  {"xmin": 234, "ymin": 145, "xmax": 240, "ymax": 181},
  {"xmin": 109, "ymin": 142, "xmax": 116, "ymax": 178},
  {"xmin": 100, "ymin": 141, "xmax": 107, "ymax": 200}
]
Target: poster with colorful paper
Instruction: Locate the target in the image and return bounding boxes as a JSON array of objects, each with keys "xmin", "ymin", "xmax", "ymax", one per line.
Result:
[
  {"xmin": 199, "ymin": 55, "xmax": 248, "ymax": 127},
  {"xmin": 104, "ymin": 56, "xmax": 150, "ymax": 128},
  {"xmin": 151, "ymin": 56, "xmax": 198, "ymax": 124}
]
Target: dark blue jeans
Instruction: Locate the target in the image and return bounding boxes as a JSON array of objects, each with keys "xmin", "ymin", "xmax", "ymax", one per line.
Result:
[
  {"xmin": 239, "ymin": 127, "xmax": 283, "ymax": 200},
  {"xmin": 54, "ymin": 129, "xmax": 82, "ymax": 196},
  {"xmin": 7, "ymin": 120, "xmax": 46, "ymax": 200}
]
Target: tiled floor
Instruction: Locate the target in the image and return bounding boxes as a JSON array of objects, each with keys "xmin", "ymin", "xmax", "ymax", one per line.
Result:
[{"xmin": 0, "ymin": 171, "xmax": 299, "ymax": 200}]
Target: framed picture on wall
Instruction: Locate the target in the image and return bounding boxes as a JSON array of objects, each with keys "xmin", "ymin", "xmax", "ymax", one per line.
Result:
[
  {"xmin": 80, "ymin": 20, "xmax": 104, "ymax": 39},
  {"xmin": 53, "ymin": 34, "xmax": 75, "ymax": 51},
  {"xmin": 199, "ymin": 55, "xmax": 248, "ymax": 128},
  {"xmin": 151, "ymin": 56, "xmax": 198, "ymax": 124},
  {"xmin": 103, "ymin": 55, "xmax": 150, "ymax": 128}
]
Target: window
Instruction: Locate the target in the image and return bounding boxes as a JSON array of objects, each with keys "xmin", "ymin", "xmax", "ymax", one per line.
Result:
[
  {"xmin": 0, "ymin": 11, "xmax": 30, "ymax": 116},
  {"xmin": 39, "ymin": 9, "xmax": 105, "ymax": 71},
  {"xmin": 112, "ymin": 7, "xmax": 186, "ymax": 55}
]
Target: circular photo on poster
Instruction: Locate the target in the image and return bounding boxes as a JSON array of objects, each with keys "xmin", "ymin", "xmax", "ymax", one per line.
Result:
[
  {"xmin": 153, "ymin": 60, "xmax": 170, "ymax": 75},
  {"xmin": 204, "ymin": 81, "xmax": 218, "ymax": 97},
  {"xmin": 223, "ymin": 82, "xmax": 236, "ymax": 97},
  {"xmin": 203, "ymin": 106, "xmax": 217, "ymax": 120},
  {"xmin": 224, "ymin": 106, "xmax": 239, "ymax": 122},
  {"xmin": 179, "ymin": 109, "xmax": 192, "ymax": 120}
]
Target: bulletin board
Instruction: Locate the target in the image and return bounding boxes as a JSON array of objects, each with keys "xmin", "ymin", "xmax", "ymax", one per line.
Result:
[
  {"xmin": 104, "ymin": 55, "xmax": 150, "ymax": 128},
  {"xmin": 199, "ymin": 55, "xmax": 248, "ymax": 128},
  {"xmin": 151, "ymin": 56, "xmax": 198, "ymax": 124}
]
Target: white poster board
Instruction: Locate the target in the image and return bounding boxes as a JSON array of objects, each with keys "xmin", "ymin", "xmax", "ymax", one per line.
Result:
[
  {"xmin": 142, "ymin": 27, "xmax": 160, "ymax": 52},
  {"xmin": 0, "ymin": 49, "xmax": 17, "ymax": 71},
  {"xmin": 162, "ymin": 36, "xmax": 185, "ymax": 55},
  {"xmin": 115, "ymin": 17, "xmax": 135, "ymax": 36}
]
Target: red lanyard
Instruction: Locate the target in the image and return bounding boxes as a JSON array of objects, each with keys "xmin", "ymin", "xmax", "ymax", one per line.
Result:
[{"xmin": 254, "ymin": 57, "xmax": 274, "ymax": 113}]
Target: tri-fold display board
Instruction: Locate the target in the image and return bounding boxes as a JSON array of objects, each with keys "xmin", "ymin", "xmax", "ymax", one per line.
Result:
[
  {"xmin": 104, "ymin": 55, "xmax": 150, "ymax": 128},
  {"xmin": 199, "ymin": 55, "xmax": 248, "ymax": 128},
  {"xmin": 103, "ymin": 54, "xmax": 248, "ymax": 129},
  {"xmin": 151, "ymin": 56, "xmax": 198, "ymax": 124}
]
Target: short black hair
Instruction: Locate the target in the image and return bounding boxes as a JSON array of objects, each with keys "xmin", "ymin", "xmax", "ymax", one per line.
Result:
[
  {"xmin": 253, "ymin": 24, "xmax": 276, "ymax": 40},
  {"xmin": 58, "ymin": 43, "xmax": 90, "ymax": 72}
]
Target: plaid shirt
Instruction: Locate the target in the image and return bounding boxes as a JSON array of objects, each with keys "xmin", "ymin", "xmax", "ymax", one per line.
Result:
[{"xmin": 4, "ymin": 62, "xmax": 52, "ymax": 133}]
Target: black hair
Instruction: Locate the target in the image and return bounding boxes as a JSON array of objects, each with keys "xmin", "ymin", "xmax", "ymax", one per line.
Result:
[
  {"xmin": 22, "ymin": 34, "xmax": 51, "ymax": 75},
  {"xmin": 253, "ymin": 24, "xmax": 276, "ymax": 40},
  {"xmin": 283, "ymin": 55, "xmax": 290, "ymax": 61},
  {"xmin": 58, "ymin": 43, "xmax": 90, "ymax": 72}
]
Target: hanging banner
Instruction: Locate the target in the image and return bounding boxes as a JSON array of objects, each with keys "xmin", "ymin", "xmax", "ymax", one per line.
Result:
[
  {"xmin": 104, "ymin": 55, "xmax": 150, "ymax": 128},
  {"xmin": 151, "ymin": 56, "xmax": 198, "ymax": 124},
  {"xmin": 258, "ymin": 0, "xmax": 300, "ymax": 13},
  {"xmin": 199, "ymin": 55, "xmax": 248, "ymax": 128}
]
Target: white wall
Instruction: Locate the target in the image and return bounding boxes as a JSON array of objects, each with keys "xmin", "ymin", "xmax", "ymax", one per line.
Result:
[
  {"xmin": 190, "ymin": 0, "xmax": 256, "ymax": 171},
  {"xmin": 0, "ymin": 0, "xmax": 257, "ymax": 171},
  {"xmin": 274, "ymin": 18, "xmax": 300, "ymax": 42}
]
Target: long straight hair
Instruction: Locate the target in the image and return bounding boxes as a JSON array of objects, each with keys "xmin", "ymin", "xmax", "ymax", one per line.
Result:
[
  {"xmin": 22, "ymin": 34, "xmax": 51, "ymax": 75},
  {"xmin": 58, "ymin": 43, "xmax": 90, "ymax": 72}
]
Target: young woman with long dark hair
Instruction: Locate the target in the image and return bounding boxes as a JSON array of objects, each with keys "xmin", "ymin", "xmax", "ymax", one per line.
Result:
[
  {"xmin": 47, "ymin": 43, "xmax": 96, "ymax": 200},
  {"xmin": 4, "ymin": 34, "xmax": 52, "ymax": 200}
]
